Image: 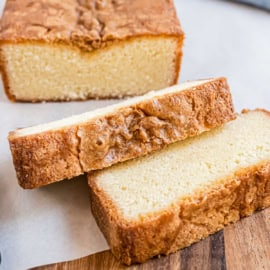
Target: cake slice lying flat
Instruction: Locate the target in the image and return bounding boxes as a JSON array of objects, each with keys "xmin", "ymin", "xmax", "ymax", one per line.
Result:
[
  {"xmin": 0, "ymin": 0, "xmax": 183, "ymax": 101},
  {"xmin": 88, "ymin": 109, "xmax": 270, "ymax": 265},
  {"xmin": 8, "ymin": 78, "xmax": 235, "ymax": 188}
]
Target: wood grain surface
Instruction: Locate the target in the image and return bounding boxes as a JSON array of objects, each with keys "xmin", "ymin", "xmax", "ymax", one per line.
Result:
[{"xmin": 31, "ymin": 208, "xmax": 270, "ymax": 270}]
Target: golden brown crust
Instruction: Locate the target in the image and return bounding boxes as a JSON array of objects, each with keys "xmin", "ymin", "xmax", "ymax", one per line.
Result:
[
  {"xmin": 0, "ymin": 45, "xmax": 14, "ymax": 101},
  {"xmin": 0, "ymin": 0, "xmax": 183, "ymax": 51},
  {"xmin": 8, "ymin": 78, "xmax": 235, "ymax": 188},
  {"xmin": 88, "ymin": 161, "xmax": 270, "ymax": 265},
  {"xmin": 242, "ymin": 108, "xmax": 270, "ymax": 117},
  {"xmin": 9, "ymin": 127, "xmax": 83, "ymax": 188},
  {"xmin": 172, "ymin": 35, "xmax": 184, "ymax": 86}
]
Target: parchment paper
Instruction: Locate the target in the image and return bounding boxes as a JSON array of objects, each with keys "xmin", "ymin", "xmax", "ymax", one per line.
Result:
[{"xmin": 0, "ymin": 1, "xmax": 270, "ymax": 269}]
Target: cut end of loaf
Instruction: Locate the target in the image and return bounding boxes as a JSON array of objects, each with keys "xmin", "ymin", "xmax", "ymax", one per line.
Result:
[{"xmin": 1, "ymin": 36, "xmax": 182, "ymax": 101}]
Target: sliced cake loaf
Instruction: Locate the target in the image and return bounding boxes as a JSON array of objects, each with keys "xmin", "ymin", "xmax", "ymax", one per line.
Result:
[
  {"xmin": 88, "ymin": 109, "xmax": 270, "ymax": 265},
  {"xmin": 0, "ymin": 0, "xmax": 183, "ymax": 102},
  {"xmin": 8, "ymin": 77, "xmax": 235, "ymax": 189}
]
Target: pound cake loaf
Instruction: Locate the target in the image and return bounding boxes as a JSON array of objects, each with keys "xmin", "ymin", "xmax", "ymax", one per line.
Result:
[
  {"xmin": 8, "ymin": 78, "xmax": 235, "ymax": 188},
  {"xmin": 0, "ymin": 0, "xmax": 183, "ymax": 102},
  {"xmin": 88, "ymin": 109, "xmax": 270, "ymax": 265}
]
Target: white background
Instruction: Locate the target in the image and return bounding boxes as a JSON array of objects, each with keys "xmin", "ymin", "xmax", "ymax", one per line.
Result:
[{"xmin": 0, "ymin": 0, "xmax": 269, "ymax": 269}]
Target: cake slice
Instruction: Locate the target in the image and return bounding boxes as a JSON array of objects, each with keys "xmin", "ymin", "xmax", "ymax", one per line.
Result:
[
  {"xmin": 8, "ymin": 77, "xmax": 235, "ymax": 189},
  {"xmin": 0, "ymin": 0, "xmax": 183, "ymax": 102},
  {"xmin": 88, "ymin": 109, "xmax": 270, "ymax": 265}
]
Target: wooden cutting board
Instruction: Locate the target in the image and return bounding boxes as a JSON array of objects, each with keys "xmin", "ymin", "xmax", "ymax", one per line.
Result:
[{"xmin": 31, "ymin": 208, "xmax": 270, "ymax": 270}]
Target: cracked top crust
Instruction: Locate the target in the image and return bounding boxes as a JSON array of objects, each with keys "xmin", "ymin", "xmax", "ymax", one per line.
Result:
[{"xmin": 0, "ymin": 0, "xmax": 183, "ymax": 51}]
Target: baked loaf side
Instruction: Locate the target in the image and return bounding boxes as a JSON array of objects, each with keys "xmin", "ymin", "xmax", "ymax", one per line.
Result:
[
  {"xmin": 88, "ymin": 110, "xmax": 270, "ymax": 265},
  {"xmin": 0, "ymin": 0, "xmax": 183, "ymax": 101},
  {"xmin": 8, "ymin": 78, "xmax": 235, "ymax": 188}
]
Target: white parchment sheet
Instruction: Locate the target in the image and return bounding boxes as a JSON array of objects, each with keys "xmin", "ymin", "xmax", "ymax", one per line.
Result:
[{"xmin": 0, "ymin": 0, "xmax": 270, "ymax": 269}]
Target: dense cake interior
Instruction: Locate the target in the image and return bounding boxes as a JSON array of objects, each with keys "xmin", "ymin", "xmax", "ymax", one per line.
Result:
[
  {"xmin": 13, "ymin": 79, "xmax": 209, "ymax": 137},
  {"xmin": 93, "ymin": 111, "xmax": 270, "ymax": 220},
  {"xmin": 2, "ymin": 37, "xmax": 180, "ymax": 101}
]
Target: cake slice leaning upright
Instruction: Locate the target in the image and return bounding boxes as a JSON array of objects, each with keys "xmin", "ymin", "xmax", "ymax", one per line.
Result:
[
  {"xmin": 88, "ymin": 109, "xmax": 270, "ymax": 265},
  {"xmin": 0, "ymin": 0, "xmax": 184, "ymax": 101}
]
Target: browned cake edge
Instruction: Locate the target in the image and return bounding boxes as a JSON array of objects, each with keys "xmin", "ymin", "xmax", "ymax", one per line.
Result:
[
  {"xmin": 0, "ymin": 0, "xmax": 183, "ymax": 48},
  {"xmin": 0, "ymin": 35, "xmax": 184, "ymax": 102},
  {"xmin": 88, "ymin": 161, "xmax": 270, "ymax": 265},
  {"xmin": 8, "ymin": 77, "xmax": 235, "ymax": 188}
]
